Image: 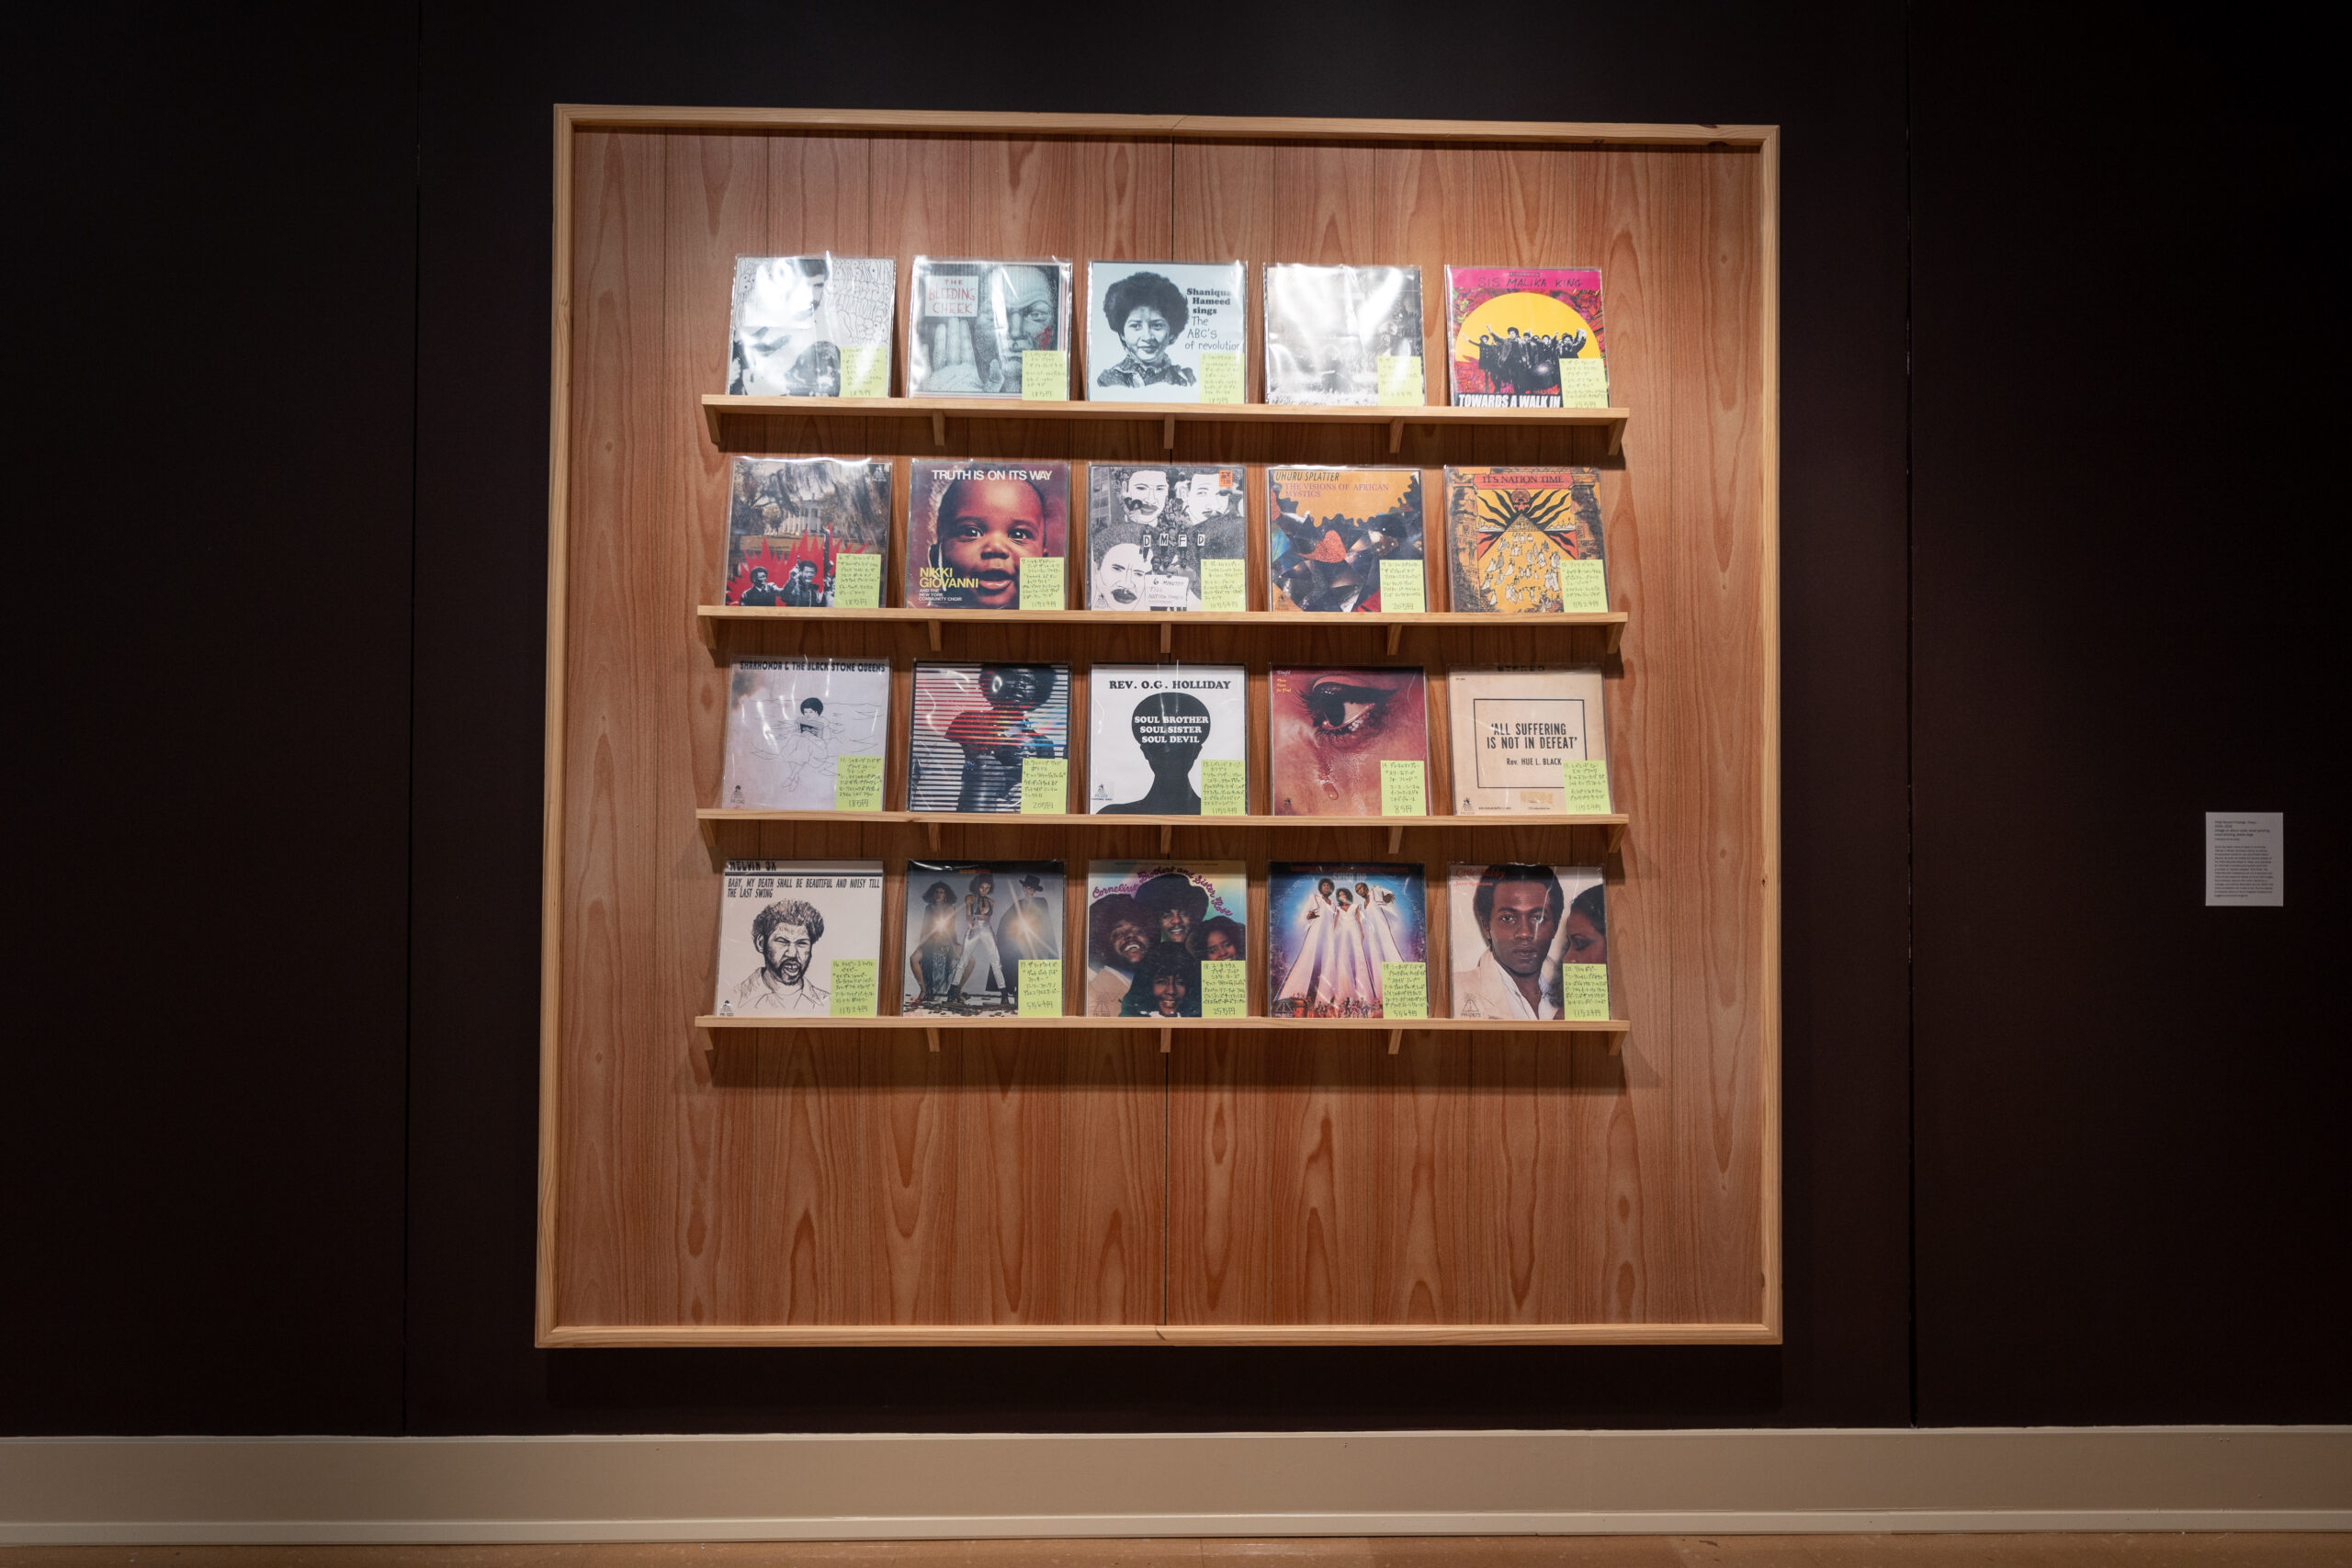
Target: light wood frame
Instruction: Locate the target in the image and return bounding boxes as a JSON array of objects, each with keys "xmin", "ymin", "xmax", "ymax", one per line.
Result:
[{"xmin": 539, "ymin": 105, "xmax": 1780, "ymax": 1346}]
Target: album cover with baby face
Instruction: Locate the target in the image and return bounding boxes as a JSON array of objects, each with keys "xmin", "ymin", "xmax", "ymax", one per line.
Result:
[
  {"xmin": 905, "ymin": 459, "xmax": 1070, "ymax": 611},
  {"xmin": 1086, "ymin": 664, "xmax": 1246, "ymax": 816},
  {"xmin": 1086, "ymin": 465, "xmax": 1247, "ymax": 612},
  {"xmin": 905, "ymin": 257, "xmax": 1072, "ymax": 399}
]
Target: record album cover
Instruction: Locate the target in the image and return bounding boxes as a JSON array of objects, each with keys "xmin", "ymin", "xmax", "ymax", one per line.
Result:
[
  {"xmin": 724, "ymin": 457, "xmax": 891, "ymax": 607},
  {"xmin": 726, "ymin": 254, "xmax": 897, "ymax": 398},
  {"xmin": 712, "ymin": 860, "xmax": 885, "ymax": 1017},
  {"xmin": 906, "ymin": 257, "xmax": 1072, "ymax": 398},
  {"xmin": 1445, "ymin": 666, "xmax": 1609, "ymax": 814},
  {"xmin": 718, "ymin": 659, "xmax": 891, "ymax": 811},
  {"xmin": 1266, "ymin": 467, "xmax": 1425, "ymax": 614},
  {"xmin": 1442, "ymin": 467, "xmax": 1605, "ymax": 615},
  {"xmin": 1268, "ymin": 667, "xmax": 1430, "ymax": 817},
  {"xmin": 1262, "ymin": 264, "xmax": 1424, "ymax": 406},
  {"xmin": 1446, "ymin": 863, "xmax": 1608, "ymax": 1021},
  {"xmin": 907, "ymin": 662, "xmax": 1070, "ymax": 813},
  {"xmin": 1443, "ymin": 265, "xmax": 1609, "ymax": 408},
  {"xmin": 1267, "ymin": 863, "xmax": 1427, "ymax": 1018},
  {"xmin": 901, "ymin": 861, "xmax": 1065, "ymax": 1018},
  {"xmin": 1084, "ymin": 260, "xmax": 1246, "ymax": 402},
  {"xmin": 1083, "ymin": 862, "xmax": 1248, "ymax": 1018},
  {"xmin": 1087, "ymin": 465, "xmax": 1248, "ymax": 611},
  {"xmin": 904, "ymin": 460, "xmax": 1070, "ymax": 610},
  {"xmin": 1086, "ymin": 664, "xmax": 1246, "ymax": 816}
]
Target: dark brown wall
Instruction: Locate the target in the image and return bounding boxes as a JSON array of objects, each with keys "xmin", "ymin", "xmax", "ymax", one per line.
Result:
[{"xmin": 2, "ymin": 0, "xmax": 2339, "ymax": 1435}]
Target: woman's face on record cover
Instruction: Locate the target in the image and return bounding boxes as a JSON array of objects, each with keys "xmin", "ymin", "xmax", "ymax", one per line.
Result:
[
  {"xmin": 1271, "ymin": 670, "xmax": 1421, "ymax": 811},
  {"xmin": 1201, "ymin": 925, "xmax": 1239, "ymax": 963},
  {"xmin": 1561, "ymin": 907, "xmax": 1606, "ymax": 965},
  {"xmin": 938, "ymin": 479, "xmax": 1046, "ymax": 608},
  {"xmin": 1119, "ymin": 303, "xmax": 1174, "ymax": 364},
  {"xmin": 1109, "ymin": 915, "xmax": 1152, "ymax": 968}
]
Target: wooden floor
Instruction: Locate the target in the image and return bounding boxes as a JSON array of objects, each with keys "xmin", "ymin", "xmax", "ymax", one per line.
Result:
[{"xmin": 4, "ymin": 1539, "xmax": 2345, "ymax": 1566}]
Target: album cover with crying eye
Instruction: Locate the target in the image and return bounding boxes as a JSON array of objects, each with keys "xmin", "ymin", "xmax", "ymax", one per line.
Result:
[{"xmin": 1266, "ymin": 667, "xmax": 1430, "ymax": 817}]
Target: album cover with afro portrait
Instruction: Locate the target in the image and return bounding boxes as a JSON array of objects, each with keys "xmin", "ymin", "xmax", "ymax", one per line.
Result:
[
  {"xmin": 1083, "ymin": 260, "xmax": 1246, "ymax": 403},
  {"xmin": 711, "ymin": 860, "xmax": 884, "ymax": 1018}
]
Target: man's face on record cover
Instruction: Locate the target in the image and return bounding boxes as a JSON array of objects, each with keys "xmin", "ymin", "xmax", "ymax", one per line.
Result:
[
  {"xmin": 764, "ymin": 921, "xmax": 815, "ymax": 986},
  {"xmin": 1484, "ymin": 878, "xmax": 1556, "ymax": 979}
]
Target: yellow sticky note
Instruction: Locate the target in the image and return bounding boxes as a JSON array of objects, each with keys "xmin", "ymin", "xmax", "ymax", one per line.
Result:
[
  {"xmin": 1380, "ymin": 557, "xmax": 1426, "ymax": 614},
  {"xmin": 1556, "ymin": 357, "xmax": 1611, "ymax": 410},
  {"xmin": 1561, "ymin": 758, "xmax": 1611, "ymax": 815},
  {"xmin": 838, "ymin": 344, "xmax": 889, "ymax": 399},
  {"xmin": 1199, "ymin": 758, "xmax": 1246, "ymax": 816},
  {"xmin": 1380, "ymin": 961, "xmax": 1428, "ymax": 1019},
  {"xmin": 1196, "ymin": 350, "xmax": 1243, "ymax": 404},
  {"xmin": 1556, "ymin": 557, "xmax": 1608, "ymax": 614},
  {"xmin": 1019, "ymin": 553, "xmax": 1065, "ymax": 609},
  {"xmin": 831, "ymin": 551, "xmax": 882, "ymax": 609},
  {"xmin": 1559, "ymin": 962, "xmax": 1610, "ymax": 1021},
  {"xmin": 828, "ymin": 958, "xmax": 877, "ymax": 1018},
  {"xmin": 1199, "ymin": 557, "xmax": 1247, "ymax": 612},
  {"xmin": 832, "ymin": 754, "xmax": 884, "ymax": 813},
  {"xmin": 1020, "ymin": 756, "xmax": 1068, "ymax": 813},
  {"xmin": 1376, "ymin": 354, "xmax": 1424, "ymax": 405},
  {"xmin": 1380, "ymin": 759, "xmax": 1426, "ymax": 817},
  {"xmin": 1021, "ymin": 349, "xmax": 1069, "ymax": 400},
  {"xmin": 1201, "ymin": 960, "xmax": 1248, "ymax": 1019},
  {"xmin": 1018, "ymin": 959, "xmax": 1063, "ymax": 1017}
]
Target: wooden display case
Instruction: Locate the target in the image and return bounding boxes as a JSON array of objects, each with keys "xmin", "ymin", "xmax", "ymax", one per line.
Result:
[{"xmin": 539, "ymin": 107, "xmax": 1779, "ymax": 1345}]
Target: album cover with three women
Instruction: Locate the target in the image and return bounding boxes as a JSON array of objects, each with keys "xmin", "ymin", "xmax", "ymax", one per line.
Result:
[
  {"xmin": 1266, "ymin": 863, "xmax": 1427, "ymax": 1019},
  {"xmin": 900, "ymin": 861, "xmax": 1065, "ymax": 1018}
]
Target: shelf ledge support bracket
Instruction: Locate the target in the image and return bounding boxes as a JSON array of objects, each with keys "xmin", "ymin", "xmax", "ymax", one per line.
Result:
[
  {"xmin": 1160, "ymin": 1027, "xmax": 1171, "ymax": 1055},
  {"xmin": 1388, "ymin": 419, "xmax": 1404, "ymax": 454},
  {"xmin": 925, "ymin": 820, "xmax": 941, "ymax": 853},
  {"xmin": 1159, "ymin": 824, "xmax": 1172, "ymax": 854},
  {"xmin": 1386, "ymin": 624, "xmax": 1403, "ymax": 656},
  {"xmin": 1159, "ymin": 621, "xmax": 1170, "ymax": 654},
  {"xmin": 925, "ymin": 1027, "xmax": 940, "ymax": 1054},
  {"xmin": 931, "ymin": 412, "xmax": 946, "ymax": 446},
  {"xmin": 926, "ymin": 619, "xmax": 941, "ymax": 653},
  {"xmin": 1387, "ymin": 825, "xmax": 1404, "ymax": 854},
  {"xmin": 1388, "ymin": 1029, "xmax": 1404, "ymax": 1055},
  {"xmin": 1163, "ymin": 414, "xmax": 1176, "ymax": 450}
]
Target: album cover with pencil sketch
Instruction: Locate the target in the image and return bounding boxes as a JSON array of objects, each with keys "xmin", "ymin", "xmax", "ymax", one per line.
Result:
[
  {"xmin": 723, "ymin": 457, "xmax": 891, "ymax": 607},
  {"xmin": 905, "ymin": 257, "xmax": 1072, "ymax": 398},
  {"xmin": 1444, "ymin": 666, "xmax": 1609, "ymax": 815},
  {"xmin": 1261, "ymin": 264, "xmax": 1424, "ymax": 406},
  {"xmin": 1442, "ymin": 466, "xmax": 1605, "ymax": 615},
  {"xmin": 901, "ymin": 861, "xmax": 1065, "ymax": 1018},
  {"xmin": 1085, "ymin": 664, "xmax": 1246, "ymax": 816},
  {"xmin": 1443, "ymin": 265, "xmax": 1610, "ymax": 408},
  {"xmin": 1084, "ymin": 260, "xmax": 1246, "ymax": 402},
  {"xmin": 1267, "ymin": 666, "xmax": 1430, "ymax": 818},
  {"xmin": 1266, "ymin": 863, "xmax": 1427, "ymax": 1019},
  {"xmin": 906, "ymin": 662, "xmax": 1070, "ymax": 813},
  {"xmin": 1082, "ymin": 862, "xmax": 1248, "ymax": 1018},
  {"xmin": 718, "ymin": 659, "xmax": 890, "ymax": 811},
  {"xmin": 1086, "ymin": 465, "xmax": 1247, "ymax": 612},
  {"xmin": 710, "ymin": 860, "xmax": 885, "ymax": 1018},
  {"xmin": 725, "ymin": 254, "xmax": 896, "ymax": 398},
  {"xmin": 1445, "ymin": 863, "xmax": 1609, "ymax": 1021}
]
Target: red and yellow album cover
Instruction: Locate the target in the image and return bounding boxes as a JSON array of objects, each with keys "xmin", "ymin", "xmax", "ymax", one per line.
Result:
[
  {"xmin": 1442, "ymin": 466, "xmax": 1605, "ymax": 614},
  {"xmin": 1443, "ymin": 266, "xmax": 1610, "ymax": 408},
  {"xmin": 723, "ymin": 457, "xmax": 890, "ymax": 606}
]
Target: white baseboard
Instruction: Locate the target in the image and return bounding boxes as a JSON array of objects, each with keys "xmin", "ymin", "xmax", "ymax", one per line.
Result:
[{"xmin": 4, "ymin": 1427, "xmax": 2347, "ymax": 1544}]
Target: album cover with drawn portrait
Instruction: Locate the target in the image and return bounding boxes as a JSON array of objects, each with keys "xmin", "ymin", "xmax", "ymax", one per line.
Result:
[
  {"xmin": 1086, "ymin": 664, "xmax": 1246, "ymax": 816},
  {"xmin": 1444, "ymin": 666, "xmax": 1609, "ymax": 815},
  {"xmin": 1443, "ymin": 265, "xmax": 1610, "ymax": 409},
  {"xmin": 1086, "ymin": 464, "xmax": 1247, "ymax": 612},
  {"xmin": 1446, "ymin": 863, "xmax": 1609, "ymax": 1021},
  {"xmin": 904, "ymin": 459, "xmax": 1070, "ymax": 610},
  {"xmin": 723, "ymin": 457, "xmax": 891, "ymax": 607},
  {"xmin": 1262, "ymin": 264, "xmax": 1424, "ymax": 406},
  {"xmin": 1083, "ymin": 862, "xmax": 1248, "ymax": 1018},
  {"xmin": 1265, "ymin": 467, "xmax": 1425, "ymax": 614},
  {"xmin": 905, "ymin": 257, "xmax": 1072, "ymax": 398},
  {"xmin": 725, "ymin": 254, "xmax": 896, "ymax": 398},
  {"xmin": 1266, "ymin": 863, "xmax": 1427, "ymax": 1019},
  {"xmin": 901, "ymin": 861, "xmax": 1065, "ymax": 1018},
  {"xmin": 1083, "ymin": 259, "xmax": 1246, "ymax": 402},
  {"xmin": 718, "ymin": 659, "xmax": 890, "ymax": 811},
  {"xmin": 711, "ymin": 860, "xmax": 885, "ymax": 1018},
  {"xmin": 1442, "ymin": 467, "xmax": 1605, "ymax": 615},
  {"xmin": 1267, "ymin": 667, "xmax": 1430, "ymax": 817},
  {"xmin": 907, "ymin": 662, "xmax": 1070, "ymax": 814}
]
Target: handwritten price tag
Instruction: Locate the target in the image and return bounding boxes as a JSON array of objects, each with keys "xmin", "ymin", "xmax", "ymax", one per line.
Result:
[
  {"xmin": 1202, "ymin": 960, "xmax": 1248, "ymax": 1019},
  {"xmin": 1380, "ymin": 759, "xmax": 1426, "ymax": 817},
  {"xmin": 1380, "ymin": 558, "xmax": 1426, "ymax": 614},
  {"xmin": 1200, "ymin": 758, "xmax": 1246, "ymax": 816},
  {"xmin": 832, "ymin": 754, "xmax": 884, "ymax": 813},
  {"xmin": 1560, "ymin": 758, "xmax": 1611, "ymax": 814},
  {"xmin": 828, "ymin": 958, "xmax": 877, "ymax": 1018},
  {"xmin": 1559, "ymin": 962, "xmax": 1610, "ymax": 1021},
  {"xmin": 831, "ymin": 551, "xmax": 882, "ymax": 609},
  {"xmin": 1021, "ymin": 349, "xmax": 1069, "ymax": 400},
  {"xmin": 1380, "ymin": 962, "xmax": 1428, "ymax": 1019},
  {"xmin": 1019, "ymin": 959, "xmax": 1063, "ymax": 1017},
  {"xmin": 1020, "ymin": 757, "xmax": 1068, "ymax": 814}
]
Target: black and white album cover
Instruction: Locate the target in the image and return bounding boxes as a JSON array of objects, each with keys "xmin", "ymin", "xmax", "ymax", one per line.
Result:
[
  {"xmin": 1444, "ymin": 666, "xmax": 1609, "ymax": 814},
  {"xmin": 1086, "ymin": 465, "xmax": 1247, "ymax": 611},
  {"xmin": 905, "ymin": 257, "xmax": 1072, "ymax": 398},
  {"xmin": 1262, "ymin": 264, "xmax": 1425, "ymax": 405},
  {"xmin": 1084, "ymin": 260, "xmax": 1246, "ymax": 402},
  {"xmin": 726, "ymin": 254, "xmax": 897, "ymax": 397},
  {"xmin": 719, "ymin": 659, "xmax": 891, "ymax": 811},
  {"xmin": 1086, "ymin": 664, "xmax": 1246, "ymax": 816},
  {"xmin": 907, "ymin": 662, "xmax": 1071, "ymax": 813},
  {"xmin": 712, "ymin": 860, "xmax": 884, "ymax": 1017},
  {"xmin": 901, "ymin": 861, "xmax": 1065, "ymax": 1018}
]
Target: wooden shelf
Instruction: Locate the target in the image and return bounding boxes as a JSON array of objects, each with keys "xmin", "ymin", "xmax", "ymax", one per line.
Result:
[
  {"xmin": 697, "ymin": 807, "xmax": 1628, "ymax": 857},
  {"xmin": 697, "ymin": 604, "xmax": 1628, "ymax": 659},
  {"xmin": 699, "ymin": 1013, "xmax": 1629, "ymax": 1055},
  {"xmin": 702, "ymin": 393, "xmax": 1629, "ymax": 457}
]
